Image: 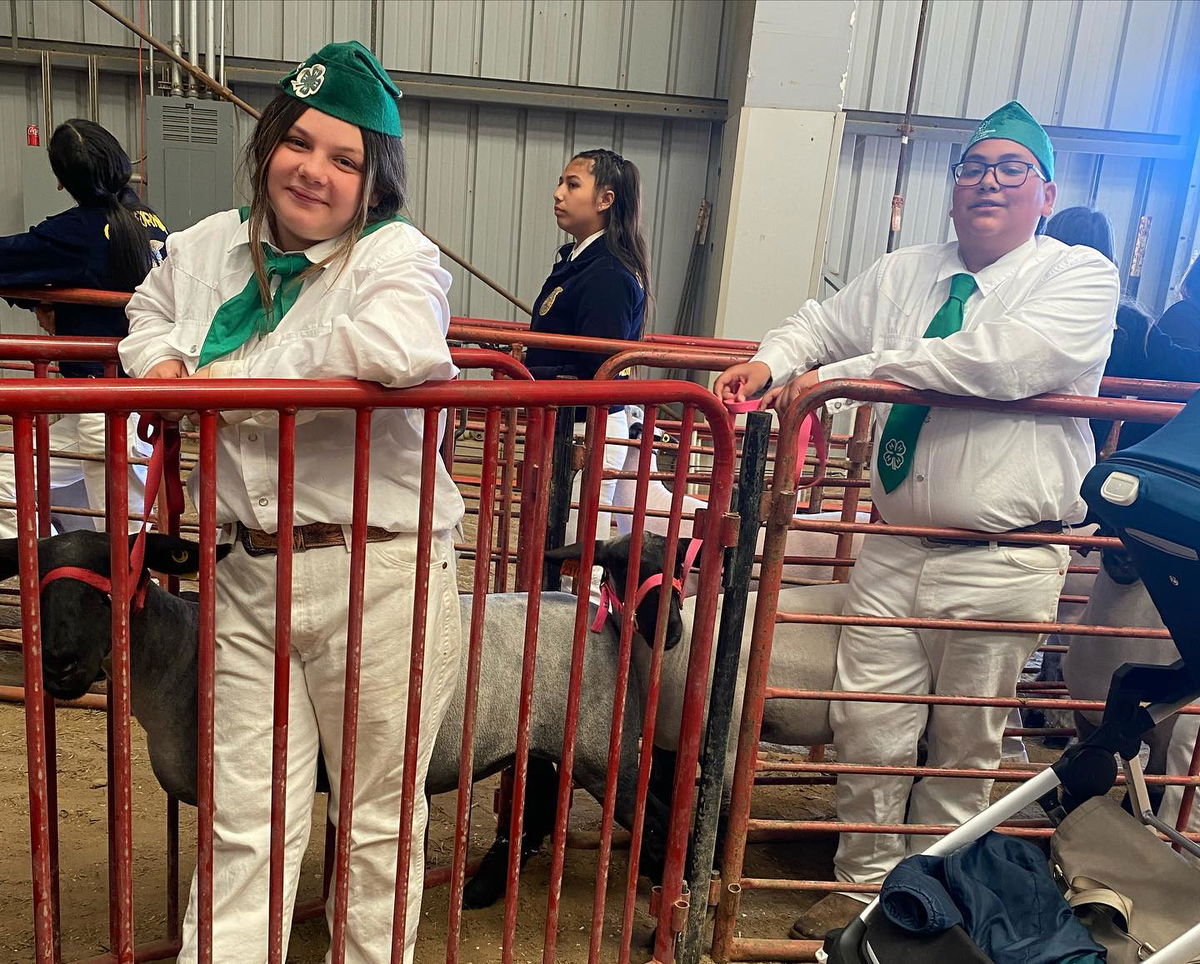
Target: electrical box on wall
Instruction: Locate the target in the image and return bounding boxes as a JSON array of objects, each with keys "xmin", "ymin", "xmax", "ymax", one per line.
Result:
[{"xmin": 146, "ymin": 97, "xmax": 237, "ymax": 232}]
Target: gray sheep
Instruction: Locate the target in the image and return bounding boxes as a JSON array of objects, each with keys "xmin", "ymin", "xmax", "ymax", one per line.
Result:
[{"xmin": 2, "ymin": 530, "xmax": 683, "ymax": 910}]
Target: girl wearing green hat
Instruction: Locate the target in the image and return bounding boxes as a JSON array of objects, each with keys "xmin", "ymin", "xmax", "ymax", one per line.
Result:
[{"xmin": 120, "ymin": 41, "xmax": 462, "ymax": 963}]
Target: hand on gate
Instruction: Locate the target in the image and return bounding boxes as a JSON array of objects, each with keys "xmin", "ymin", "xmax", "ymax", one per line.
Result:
[
  {"xmin": 762, "ymin": 369, "xmax": 821, "ymax": 413},
  {"xmin": 713, "ymin": 360, "xmax": 772, "ymax": 403},
  {"xmin": 143, "ymin": 358, "xmax": 190, "ymax": 421}
]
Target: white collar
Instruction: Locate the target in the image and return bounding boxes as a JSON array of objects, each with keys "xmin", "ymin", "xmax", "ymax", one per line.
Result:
[
  {"xmin": 569, "ymin": 230, "xmax": 605, "ymax": 261},
  {"xmin": 941, "ymin": 237, "xmax": 1038, "ymax": 296},
  {"xmin": 229, "ymin": 212, "xmax": 345, "ymax": 265}
]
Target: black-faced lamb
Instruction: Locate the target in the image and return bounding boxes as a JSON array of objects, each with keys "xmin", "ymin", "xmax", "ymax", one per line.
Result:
[{"xmin": 2, "ymin": 530, "xmax": 682, "ymax": 911}]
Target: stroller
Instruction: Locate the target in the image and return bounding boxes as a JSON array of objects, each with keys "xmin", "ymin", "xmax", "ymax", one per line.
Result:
[{"xmin": 822, "ymin": 395, "xmax": 1200, "ymax": 963}]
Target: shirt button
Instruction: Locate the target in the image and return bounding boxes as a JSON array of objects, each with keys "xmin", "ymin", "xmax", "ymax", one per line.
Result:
[
  {"xmin": 190, "ymin": 345, "xmax": 197, "ymax": 352},
  {"xmin": 248, "ymin": 433, "xmax": 257, "ymax": 442},
  {"xmin": 915, "ymin": 474, "xmax": 926, "ymax": 482},
  {"xmin": 258, "ymin": 497, "xmax": 269, "ymax": 506}
]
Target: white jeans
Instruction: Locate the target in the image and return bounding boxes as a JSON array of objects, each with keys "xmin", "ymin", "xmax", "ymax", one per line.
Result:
[
  {"xmin": 0, "ymin": 411, "xmax": 148, "ymax": 538},
  {"xmin": 830, "ymin": 533, "xmax": 1067, "ymax": 886},
  {"xmin": 568, "ymin": 408, "xmax": 629, "ymax": 602},
  {"xmin": 178, "ymin": 531, "xmax": 462, "ymax": 964},
  {"xmin": 1159, "ymin": 712, "xmax": 1200, "ymax": 833}
]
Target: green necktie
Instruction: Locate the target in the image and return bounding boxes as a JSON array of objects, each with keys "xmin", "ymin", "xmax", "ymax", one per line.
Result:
[
  {"xmin": 197, "ymin": 245, "xmax": 311, "ymax": 368},
  {"xmin": 197, "ymin": 213, "xmax": 406, "ymax": 369},
  {"xmin": 875, "ymin": 272, "xmax": 977, "ymax": 493}
]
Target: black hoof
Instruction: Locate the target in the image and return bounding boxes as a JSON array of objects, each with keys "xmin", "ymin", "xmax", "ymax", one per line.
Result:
[{"xmin": 461, "ymin": 867, "xmax": 505, "ymax": 910}]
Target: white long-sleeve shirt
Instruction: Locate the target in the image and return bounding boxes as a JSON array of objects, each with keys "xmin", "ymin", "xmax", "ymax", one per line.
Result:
[
  {"xmin": 120, "ymin": 209, "xmax": 465, "ymax": 534},
  {"xmin": 752, "ymin": 237, "xmax": 1120, "ymax": 530}
]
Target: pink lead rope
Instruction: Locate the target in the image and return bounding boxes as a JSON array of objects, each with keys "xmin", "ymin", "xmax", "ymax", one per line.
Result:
[{"xmin": 722, "ymin": 395, "xmax": 828, "ymax": 487}]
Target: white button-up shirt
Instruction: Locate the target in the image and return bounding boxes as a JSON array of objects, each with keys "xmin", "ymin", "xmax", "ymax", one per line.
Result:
[
  {"xmin": 752, "ymin": 237, "xmax": 1120, "ymax": 530},
  {"xmin": 120, "ymin": 209, "xmax": 465, "ymax": 534}
]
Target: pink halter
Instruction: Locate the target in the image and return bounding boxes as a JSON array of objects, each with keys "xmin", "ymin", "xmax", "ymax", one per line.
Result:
[
  {"xmin": 723, "ymin": 397, "xmax": 827, "ymax": 486},
  {"xmin": 591, "ymin": 536, "xmax": 703, "ymax": 634}
]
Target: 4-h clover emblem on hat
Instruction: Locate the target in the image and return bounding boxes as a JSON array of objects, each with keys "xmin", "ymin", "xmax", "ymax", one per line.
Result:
[{"xmin": 291, "ymin": 63, "xmax": 326, "ymax": 98}]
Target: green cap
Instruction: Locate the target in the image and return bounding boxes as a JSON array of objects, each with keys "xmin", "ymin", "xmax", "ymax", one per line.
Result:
[
  {"xmin": 279, "ymin": 41, "xmax": 402, "ymax": 137},
  {"xmin": 963, "ymin": 100, "xmax": 1053, "ymax": 181}
]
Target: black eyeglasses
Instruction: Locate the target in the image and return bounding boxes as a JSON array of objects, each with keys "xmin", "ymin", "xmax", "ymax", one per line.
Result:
[{"xmin": 951, "ymin": 160, "xmax": 1046, "ymax": 187}]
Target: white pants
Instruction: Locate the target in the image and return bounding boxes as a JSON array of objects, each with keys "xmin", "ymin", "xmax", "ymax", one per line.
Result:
[
  {"xmin": 178, "ymin": 531, "xmax": 462, "ymax": 964},
  {"xmin": 568, "ymin": 408, "xmax": 629, "ymax": 602},
  {"xmin": 830, "ymin": 533, "xmax": 1067, "ymax": 886},
  {"xmin": 1158, "ymin": 712, "xmax": 1200, "ymax": 833},
  {"xmin": 0, "ymin": 411, "xmax": 148, "ymax": 538}
]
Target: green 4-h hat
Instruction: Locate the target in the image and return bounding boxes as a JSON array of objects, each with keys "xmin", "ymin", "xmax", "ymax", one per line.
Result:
[
  {"xmin": 963, "ymin": 100, "xmax": 1053, "ymax": 181},
  {"xmin": 279, "ymin": 41, "xmax": 403, "ymax": 137}
]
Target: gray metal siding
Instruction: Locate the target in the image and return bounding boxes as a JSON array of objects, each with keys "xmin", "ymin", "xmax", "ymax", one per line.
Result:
[
  {"xmin": 13, "ymin": 0, "xmax": 729, "ymax": 99},
  {"xmin": 846, "ymin": 0, "xmax": 1199, "ymax": 135}
]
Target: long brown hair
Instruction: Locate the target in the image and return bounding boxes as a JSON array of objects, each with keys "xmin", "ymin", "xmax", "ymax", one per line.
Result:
[
  {"xmin": 573, "ymin": 148, "xmax": 652, "ymax": 324},
  {"xmin": 240, "ymin": 94, "xmax": 407, "ymax": 328}
]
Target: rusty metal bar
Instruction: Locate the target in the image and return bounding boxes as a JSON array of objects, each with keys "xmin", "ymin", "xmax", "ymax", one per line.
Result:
[{"xmin": 330, "ymin": 409, "xmax": 373, "ymax": 963}]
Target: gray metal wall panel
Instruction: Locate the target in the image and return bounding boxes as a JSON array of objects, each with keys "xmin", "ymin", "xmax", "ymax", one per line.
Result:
[
  {"xmin": 431, "ymin": 0, "xmax": 483, "ymax": 77},
  {"xmin": 677, "ymin": 0, "xmax": 724, "ymax": 99},
  {"xmin": 1014, "ymin": 0, "xmax": 1077, "ymax": 122},
  {"xmin": 962, "ymin": 1, "xmax": 1026, "ymax": 117},
  {"xmin": 1109, "ymin": 0, "xmax": 1173, "ymax": 131},
  {"xmin": 576, "ymin": 0, "xmax": 624, "ymax": 89},
  {"xmin": 843, "ymin": 0, "xmax": 881, "ymax": 112},
  {"xmin": 481, "ymin": 0, "xmax": 534, "ymax": 82},
  {"xmin": 13, "ymin": 1, "xmax": 727, "ymax": 98},
  {"xmin": 378, "ymin": 1, "xmax": 435, "ymax": 72},
  {"xmin": 917, "ymin": 0, "xmax": 976, "ymax": 118},
  {"xmin": 626, "ymin": 0, "xmax": 674, "ymax": 94},
  {"xmin": 528, "ymin": 0, "xmax": 579, "ymax": 86},
  {"xmin": 846, "ymin": 0, "xmax": 1198, "ymax": 136},
  {"xmin": 1061, "ymin": 1, "xmax": 1125, "ymax": 129}
]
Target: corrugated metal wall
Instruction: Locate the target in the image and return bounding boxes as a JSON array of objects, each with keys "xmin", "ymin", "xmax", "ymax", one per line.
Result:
[
  {"xmin": 0, "ymin": 0, "xmax": 727, "ymax": 335},
  {"xmin": 6, "ymin": 0, "xmax": 732, "ymax": 99},
  {"xmin": 844, "ymin": 0, "xmax": 1197, "ymax": 135},
  {"xmin": 829, "ymin": 0, "xmax": 1200, "ymax": 314}
]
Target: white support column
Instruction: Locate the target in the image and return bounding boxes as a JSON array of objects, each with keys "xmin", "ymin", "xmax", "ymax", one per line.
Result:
[{"xmin": 704, "ymin": 0, "xmax": 856, "ymax": 344}]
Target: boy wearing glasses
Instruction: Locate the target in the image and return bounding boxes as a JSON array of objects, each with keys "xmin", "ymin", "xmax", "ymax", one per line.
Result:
[{"xmin": 715, "ymin": 102, "xmax": 1119, "ymax": 939}]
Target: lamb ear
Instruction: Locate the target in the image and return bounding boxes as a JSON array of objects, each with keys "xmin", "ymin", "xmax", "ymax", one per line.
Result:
[
  {"xmin": 544, "ymin": 541, "xmax": 605, "ymax": 565},
  {"xmin": 0, "ymin": 538, "xmax": 18, "ymax": 581}
]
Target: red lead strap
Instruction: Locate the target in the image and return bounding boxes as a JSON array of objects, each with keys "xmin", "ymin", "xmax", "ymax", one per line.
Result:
[{"xmin": 40, "ymin": 414, "xmax": 184, "ymax": 611}]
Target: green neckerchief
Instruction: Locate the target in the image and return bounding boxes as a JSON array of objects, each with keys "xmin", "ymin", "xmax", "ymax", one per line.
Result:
[{"xmin": 196, "ymin": 208, "xmax": 405, "ymax": 368}]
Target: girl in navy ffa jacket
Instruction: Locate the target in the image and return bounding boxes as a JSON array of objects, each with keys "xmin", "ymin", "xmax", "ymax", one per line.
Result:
[
  {"xmin": 526, "ymin": 148, "xmax": 651, "ymax": 568},
  {"xmin": 0, "ymin": 119, "xmax": 167, "ymax": 538}
]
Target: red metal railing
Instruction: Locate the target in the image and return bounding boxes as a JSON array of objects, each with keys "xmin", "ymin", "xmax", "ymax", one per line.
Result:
[
  {"xmin": 710, "ymin": 380, "xmax": 1200, "ymax": 964},
  {"xmin": 3, "ymin": 376, "xmax": 734, "ymax": 964}
]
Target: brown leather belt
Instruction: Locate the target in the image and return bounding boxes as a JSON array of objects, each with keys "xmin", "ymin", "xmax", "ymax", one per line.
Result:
[
  {"xmin": 919, "ymin": 519, "xmax": 1065, "ymax": 550},
  {"xmin": 237, "ymin": 521, "xmax": 398, "ymax": 558}
]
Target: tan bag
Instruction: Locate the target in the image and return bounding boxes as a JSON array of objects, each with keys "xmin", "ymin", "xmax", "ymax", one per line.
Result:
[{"xmin": 1051, "ymin": 795, "xmax": 1200, "ymax": 962}]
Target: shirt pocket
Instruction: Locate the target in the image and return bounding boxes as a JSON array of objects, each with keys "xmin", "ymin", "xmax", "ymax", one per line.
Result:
[{"xmin": 165, "ymin": 272, "xmax": 219, "ymax": 365}]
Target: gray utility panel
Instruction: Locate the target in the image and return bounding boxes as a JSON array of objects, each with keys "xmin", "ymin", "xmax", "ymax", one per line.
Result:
[{"xmin": 146, "ymin": 97, "xmax": 238, "ymax": 233}]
